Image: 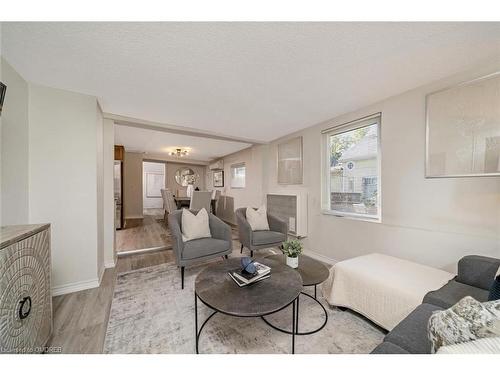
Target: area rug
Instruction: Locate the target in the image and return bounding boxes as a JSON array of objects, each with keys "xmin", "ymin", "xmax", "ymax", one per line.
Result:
[{"xmin": 103, "ymin": 260, "xmax": 384, "ymax": 354}]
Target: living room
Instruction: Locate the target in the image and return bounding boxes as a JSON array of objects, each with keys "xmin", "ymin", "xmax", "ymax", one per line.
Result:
[{"xmin": 1, "ymin": 2, "xmax": 500, "ymax": 374}]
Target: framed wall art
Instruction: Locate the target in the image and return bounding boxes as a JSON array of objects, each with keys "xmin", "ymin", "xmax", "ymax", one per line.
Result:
[
  {"xmin": 213, "ymin": 170, "xmax": 224, "ymax": 187},
  {"xmin": 277, "ymin": 136, "xmax": 303, "ymax": 184},
  {"xmin": 426, "ymin": 71, "xmax": 500, "ymax": 178}
]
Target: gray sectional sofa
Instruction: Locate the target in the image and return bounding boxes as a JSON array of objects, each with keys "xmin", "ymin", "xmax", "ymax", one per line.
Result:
[{"xmin": 371, "ymin": 255, "xmax": 500, "ymax": 354}]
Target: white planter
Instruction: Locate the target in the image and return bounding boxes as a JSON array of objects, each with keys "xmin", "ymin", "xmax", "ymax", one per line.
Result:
[{"xmin": 286, "ymin": 256, "xmax": 299, "ymax": 268}]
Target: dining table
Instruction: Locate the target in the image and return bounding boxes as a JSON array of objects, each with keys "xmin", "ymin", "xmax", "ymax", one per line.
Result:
[{"xmin": 174, "ymin": 197, "xmax": 217, "ymax": 214}]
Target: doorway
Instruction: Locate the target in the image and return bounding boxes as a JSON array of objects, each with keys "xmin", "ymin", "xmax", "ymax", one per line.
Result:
[
  {"xmin": 115, "ymin": 160, "xmax": 171, "ymax": 254},
  {"xmin": 143, "ymin": 161, "xmax": 166, "ymax": 211}
]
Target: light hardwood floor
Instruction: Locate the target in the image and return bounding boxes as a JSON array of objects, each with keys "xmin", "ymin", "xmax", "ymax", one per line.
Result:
[
  {"xmin": 47, "ymin": 227, "xmax": 241, "ymax": 354},
  {"xmin": 115, "ymin": 209, "xmax": 172, "ymax": 253},
  {"xmin": 47, "ymin": 249, "xmax": 174, "ymax": 353}
]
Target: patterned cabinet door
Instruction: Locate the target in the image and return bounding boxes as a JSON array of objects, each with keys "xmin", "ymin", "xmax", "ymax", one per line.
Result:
[{"xmin": 0, "ymin": 229, "xmax": 52, "ymax": 353}]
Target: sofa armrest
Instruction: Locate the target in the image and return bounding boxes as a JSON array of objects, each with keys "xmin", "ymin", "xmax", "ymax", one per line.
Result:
[
  {"xmin": 268, "ymin": 213, "xmax": 288, "ymax": 238},
  {"xmin": 209, "ymin": 213, "xmax": 232, "ymax": 244},
  {"xmin": 168, "ymin": 212, "xmax": 184, "ymax": 264},
  {"xmin": 236, "ymin": 210, "xmax": 253, "ymax": 249},
  {"xmin": 456, "ymin": 255, "xmax": 500, "ymax": 290}
]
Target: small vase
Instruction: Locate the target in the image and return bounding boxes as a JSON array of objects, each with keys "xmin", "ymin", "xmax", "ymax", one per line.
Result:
[{"xmin": 286, "ymin": 256, "xmax": 299, "ymax": 268}]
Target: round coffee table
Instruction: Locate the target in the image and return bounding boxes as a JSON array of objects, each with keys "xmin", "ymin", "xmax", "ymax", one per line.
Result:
[
  {"xmin": 261, "ymin": 254, "xmax": 330, "ymax": 335},
  {"xmin": 194, "ymin": 257, "xmax": 302, "ymax": 354}
]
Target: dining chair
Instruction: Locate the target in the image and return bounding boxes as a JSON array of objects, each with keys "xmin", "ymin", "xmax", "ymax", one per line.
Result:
[
  {"xmin": 189, "ymin": 191, "xmax": 212, "ymax": 212},
  {"xmin": 161, "ymin": 189, "xmax": 168, "ymax": 221},
  {"xmin": 166, "ymin": 190, "xmax": 176, "ymax": 212},
  {"xmin": 162, "ymin": 189, "xmax": 177, "ymax": 225},
  {"xmin": 213, "ymin": 190, "xmax": 222, "ymax": 215}
]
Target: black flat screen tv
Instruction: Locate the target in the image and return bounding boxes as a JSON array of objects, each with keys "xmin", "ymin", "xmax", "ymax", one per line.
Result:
[{"xmin": 0, "ymin": 82, "xmax": 6, "ymax": 116}]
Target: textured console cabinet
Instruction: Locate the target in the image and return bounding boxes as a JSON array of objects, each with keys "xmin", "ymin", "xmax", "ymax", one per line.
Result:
[{"xmin": 0, "ymin": 224, "xmax": 52, "ymax": 353}]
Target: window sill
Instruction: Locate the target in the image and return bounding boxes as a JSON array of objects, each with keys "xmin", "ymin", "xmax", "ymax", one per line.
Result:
[{"xmin": 321, "ymin": 209, "xmax": 381, "ymax": 223}]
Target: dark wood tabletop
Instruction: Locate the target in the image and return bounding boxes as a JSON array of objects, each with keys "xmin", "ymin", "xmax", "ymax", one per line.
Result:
[
  {"xmin": 195, "ymin": 257, "xmax": 302, "ymax": 317},
  {"xmin": 174, "ymin": 197, "xmax": 216, "ymax": 202},
  {"xmin": 174, "ymin": 197, "xmax": 217, "ymax": 212},
  {"xmin": 265, "ymin": 254, "xmax": 330, "ymax": 287}
]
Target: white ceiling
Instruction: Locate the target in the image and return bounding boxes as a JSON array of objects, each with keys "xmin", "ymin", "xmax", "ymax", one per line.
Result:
[
  {"xmin": 2, "ymin": 22, "xmax": 500, "ymax": 142},
  {"xmin": 114, "ymin": 124, "xmax": 251, "ymax": 162}
]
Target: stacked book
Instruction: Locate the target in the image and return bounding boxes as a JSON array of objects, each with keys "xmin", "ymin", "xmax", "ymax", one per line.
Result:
[{"xmin": 228, "ymin": 262, "xmax": 271, "ymax": 287}]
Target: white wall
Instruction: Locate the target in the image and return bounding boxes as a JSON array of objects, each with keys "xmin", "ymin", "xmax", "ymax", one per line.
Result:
[
  {"xmin": 103, "ymin": 118, "xmax": 116, "ymax": 267},
  {"xmin": 1, "ymin": 59, "xmax": 109, "ymax": 294},
  {"xmin": 209, "ymin": 145, "xmax": 268, "ymax": 224},
  {"xmin": 96, "ymin": 103, "xmax": 104, "ymax": 281},
  {"xmin": 123, "ymin": 151, "xmax": 144, "ymax": 219},
  {"xmin": 0, "ymin": 58, "xmax": 30, "ymax": 225},
  {"xmin": 264, "ymin": 62, "xmax": 500, "ymax": 272},
  {"xmin": 28, "ymin": 83, "xmax": 101, "ymax": 293}
]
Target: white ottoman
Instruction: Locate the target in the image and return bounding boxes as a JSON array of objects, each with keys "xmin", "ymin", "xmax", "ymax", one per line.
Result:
[{"xmin": 322, "ymin": 253, "xmax": 454, "ymax": 330}]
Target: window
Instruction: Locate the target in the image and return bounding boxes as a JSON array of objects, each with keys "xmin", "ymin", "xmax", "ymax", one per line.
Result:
[
  {"xmin": 230, "ymin": 163, "xmax": 246, "ymax": 188},
  {"xmin": 322, "ymin": 114, "xmax": 381, "ymax": 221}
]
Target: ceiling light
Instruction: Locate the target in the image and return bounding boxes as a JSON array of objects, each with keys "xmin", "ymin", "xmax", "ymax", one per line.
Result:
[{"xmin": 170, "ymin": 148, "xmax": 189, "ymax": 157}]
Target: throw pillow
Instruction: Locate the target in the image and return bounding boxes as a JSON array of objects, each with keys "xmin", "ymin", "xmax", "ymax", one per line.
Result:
[
  {"xmin": 427, "ymin": 296, "xmax": 500, "ymax": 353},
  {"xmin": 181, "ymin": 208, "xmax": 211, "ymax": 242},
  {"xmin": 436, "ymin": 336, "xmax": 500, "ymax": 354},
  {"xmin": 246, "ymin": 206, "xmax": 270, "ymax": 231},
  {"xmin": 489, "ymin": 274, "xmax": 500, "ymax": 301}
]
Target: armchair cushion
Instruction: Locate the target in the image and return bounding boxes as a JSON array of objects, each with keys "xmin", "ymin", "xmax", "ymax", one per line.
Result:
[
  {"xmin": 181, "ymin": 208, "xmax": 211, "ymax": 242},
  {"xmin": 182, "ymin": 238, "xmax": 231, "ymax": 260},
  {"xmin": 252, "ymin": 230, "xmax": 286, "ymax": 246},
  {"xmin": 246, "ymin": 206, "xmax": 270, "ymax": 231}
]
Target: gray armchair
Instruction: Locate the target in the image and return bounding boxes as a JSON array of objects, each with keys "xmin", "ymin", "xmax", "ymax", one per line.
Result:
[
  {"xmin": 168, "ymin": 209, "xmax": 232, "ymax": 289},
  {"xmin": 235, "ymin": 207, "xmax": 288, "ymax": 257}
]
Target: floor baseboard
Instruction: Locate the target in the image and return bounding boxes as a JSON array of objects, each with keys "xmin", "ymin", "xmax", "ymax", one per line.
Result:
[
  {"xmin": 52, "ymin": 278, "xmax": 100, "ymax": 296},
  {"xmin": 117, "ymin": 246, "xmax": 170, "ymax": 257},
  {"xmin": 98, "ymin": 266, "xmax": 105, "ymax": 285},
  {"xmin": 124, "ymin": 215, "xmax": 144, "ymax": 220}
]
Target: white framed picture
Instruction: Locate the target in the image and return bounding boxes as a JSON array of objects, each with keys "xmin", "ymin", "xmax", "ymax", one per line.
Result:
[
  {"xmin": 426, "ymin": 71, "xmax": 500, "ymax": 178},
  {"xmin": 277, "ymin": 136, "xmax": 303, "ymax": 184},
  {"xmin": 230, "ymin": 163, "xmax": 246, "ymax": 188},
  {"xmin": 213, "ymin": 170, "xmax": 224, "ymax": 187}
]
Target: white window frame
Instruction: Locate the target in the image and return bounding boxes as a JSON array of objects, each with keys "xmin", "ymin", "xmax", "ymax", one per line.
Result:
[
  {"xmin": 230, "ymin": 163, "xmax": 246, "ymax": 189},
  {"xmin": 321, "ymin": 113, "xmax": 382, "ymax": 222}
]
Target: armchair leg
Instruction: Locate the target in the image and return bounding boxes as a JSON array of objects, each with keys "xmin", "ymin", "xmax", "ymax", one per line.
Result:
[
  {"xmin": 250, "ymin": 250, "xmax": 253, "ymax": 258},
  {"xmin": 240, "ymin": 244, "xmax": 243, "ymax": 254},
  {"xmin": 224, "ymin": 255, "xmax": 228, "ymax": 259},
  {"xmin": 181, "ymin": 266, "xmax": 185, "ymax": 289}
]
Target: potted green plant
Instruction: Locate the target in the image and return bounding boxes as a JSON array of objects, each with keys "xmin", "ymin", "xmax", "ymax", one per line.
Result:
[{"xmin": 282, "ymin": 239, "xmax": 303, "ymax": 268}]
